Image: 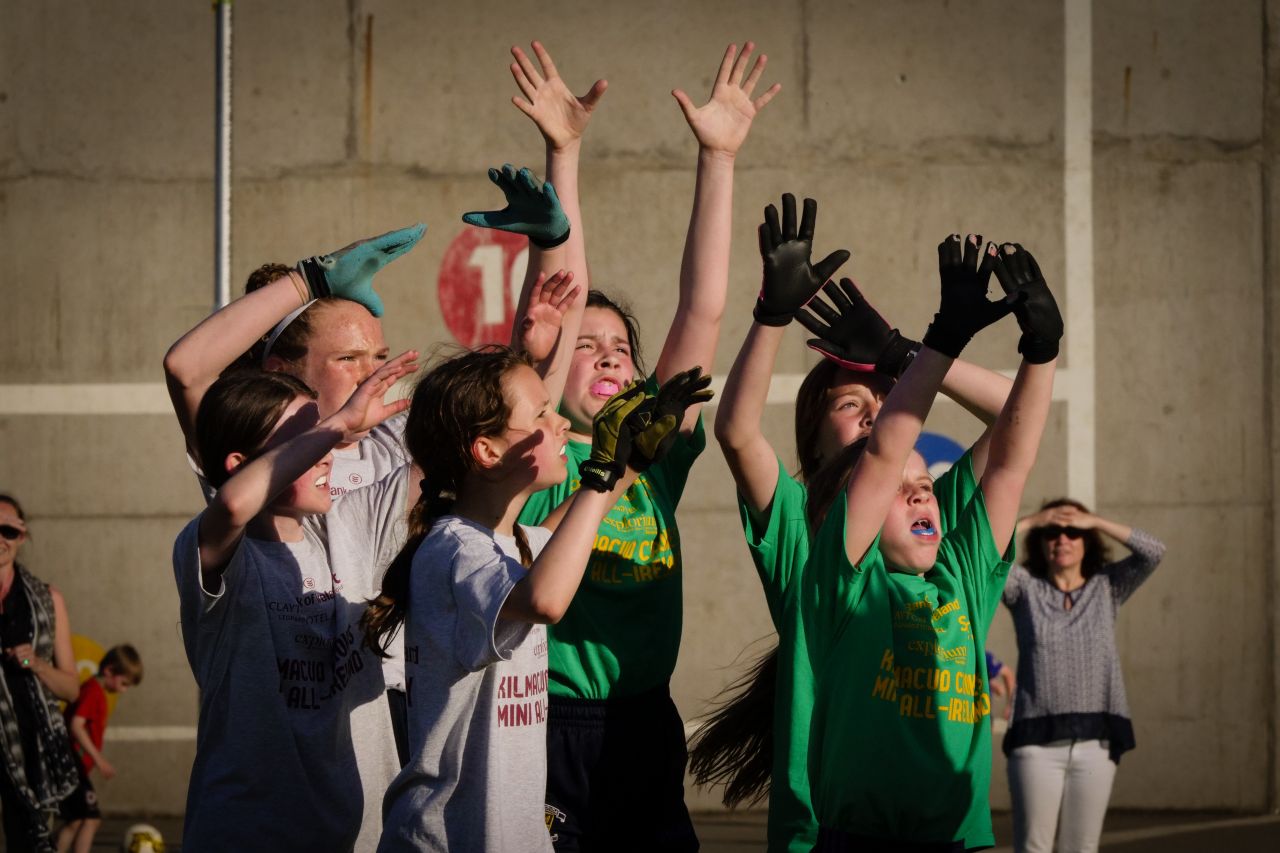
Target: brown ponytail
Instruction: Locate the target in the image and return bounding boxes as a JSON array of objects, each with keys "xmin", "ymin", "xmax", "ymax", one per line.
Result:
[
  {"xmin": 360, "ymin": 345, "xmax": 534, "ymax": 655},
  {"xmin": 688, "ymin": 643, "xmax": 779, "ymax": 807}
]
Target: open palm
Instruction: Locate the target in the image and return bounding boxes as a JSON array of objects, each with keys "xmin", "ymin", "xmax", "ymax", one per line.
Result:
[
  {"xmin": 511, "ymin": 41, "xmax": 607, "ymax": 151},
  {"xmin": 674, "ymin": 42, "xmax": 780, "ymax": 155}
]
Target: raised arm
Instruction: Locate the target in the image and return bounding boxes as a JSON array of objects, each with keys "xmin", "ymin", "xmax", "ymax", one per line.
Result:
[
  {"xmin": 162, "ymin": 225, "xmax": 425, "ymax": 454},
  {"xmin": 716, "ymin": 194, "xmax": 850, "ymax": 516},
  {"xmin": 657, "ymin": 43, "xmax": 780, "ymax": 430},
  {"xmin": 796, "ymin": 265, "xmax": 1014, "ymax": 476},
  {"xmin": 503, "ymin": 376, "xmax": 707, "ymax": 622},
  {"xmin": 845, "ymin": 235, "xmax": 1012, "ymax": 563},
  {"xmin": 979, "ymin": 244, "xmax": 1063, "ymax": 550},
  {"xmin": 198, "ymin": 352, "xmax": 418, "ymax": 581},
  {"xmin": 507, "ymin": 41, "xmax": 603, "ymax": 398}
]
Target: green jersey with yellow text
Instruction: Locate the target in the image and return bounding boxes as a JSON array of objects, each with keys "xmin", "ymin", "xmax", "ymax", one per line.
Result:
[
  {"xmin": 739, "ymin": 449, "xmax": 993, "ymax": 853},
  {"xmin": 518, "ymin": 407, "xmax": 704, "ymax": 700},
  {"xmin": 801, "ymin": 485, "xmax": 1011, "ymax": 848}
]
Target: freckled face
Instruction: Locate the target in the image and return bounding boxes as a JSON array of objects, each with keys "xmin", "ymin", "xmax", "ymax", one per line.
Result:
[
  {"xmin": 561, "ymin": 307, "xmax": 637, "ymax": 437},
  {"xmin": 276, "ymin": 301, "xmax": 389, "ymax": 439}
]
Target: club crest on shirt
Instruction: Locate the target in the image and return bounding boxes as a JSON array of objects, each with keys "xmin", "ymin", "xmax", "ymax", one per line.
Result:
[{"xmin": 544, "ymin": 804, "xmax": 566, "ymax": 841}]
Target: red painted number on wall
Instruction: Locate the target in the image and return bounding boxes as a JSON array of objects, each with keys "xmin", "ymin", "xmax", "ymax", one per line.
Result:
[{"xmin": 438, "ymin": 228, "xmax": 529, "ymax": 347}]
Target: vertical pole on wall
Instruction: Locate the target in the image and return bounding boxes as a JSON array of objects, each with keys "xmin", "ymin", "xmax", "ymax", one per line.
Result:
[
  {"xmin": 214, "ymin": 0, "xmax": 233, "ymax": 310},
  {"xmin": 1063, "ymin": 0, "xmax": 1096, "ymax": 507}
]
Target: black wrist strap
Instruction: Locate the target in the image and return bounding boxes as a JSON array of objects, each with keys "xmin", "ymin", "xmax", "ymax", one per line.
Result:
[
  {"xmin": 295, "ymin": 258, "xmax": 331, "ymax": 299},
  {"xmin": 531, "ymin": 226, "xmax": 571, "ymax": 250},
  {"xmin": 752, "ymin": 300, "xmax": 792, "ymax": 327}
]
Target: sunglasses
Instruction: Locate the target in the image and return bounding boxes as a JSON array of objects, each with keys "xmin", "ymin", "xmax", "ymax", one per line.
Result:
[
  {"xmin": 1040, "ymin": 525, "xmax": 1084, "ymax": 540},
  {"xmin": 0, "ymin": 525, "xmax": 22, "ymax": 541}
]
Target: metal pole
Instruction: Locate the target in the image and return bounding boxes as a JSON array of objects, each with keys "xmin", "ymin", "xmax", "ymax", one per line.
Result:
[{"xmin": 214, "ymin": 0, "xmax": 233, "ymax": 309}]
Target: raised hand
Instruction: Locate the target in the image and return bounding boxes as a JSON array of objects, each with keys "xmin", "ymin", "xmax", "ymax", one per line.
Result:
[
  {"xmin": 993, "ymin": 244, "xmax": 1062, "ymax": 364},
  {"xmin": 754, "ymin": 194, "xmax": 851, "ymax": 327},
  {"xmin": 626, "ymin": 367, "xmax": 715, "ymax": 472},
  {"xmin": 330, "ymin": 350, "xmax": 419, "ymax": 440},
  {"xmin": 295, "ymin": 223, "xmax": 426, "ymax": 317},
  {"xmin": 519, "ymin": 269, "xmax": 581, "ymax": 362},
  {"xmin": 672, "ymin": 42, "xmax": 781, "ymax": 156},
  {"xmin": 578, "ymin": 383, "xmax": 648, "ymax": 493},
  {"xmin": 462, "ymin": 164, "xmax": 570, "ymax": 249},
  {"xmin": 921, "ymin": 234, "xmax": 1012, "ymax": 358},
  {"xmin": 510, "ymin": 41, "xmax": 607, "ymax": 151},
  {"xmin": 797, "ymin": 278, "xmax": 921, "ymax": 377}
]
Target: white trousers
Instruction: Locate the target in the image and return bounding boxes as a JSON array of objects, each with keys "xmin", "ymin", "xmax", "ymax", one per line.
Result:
[{"xmin": 1008, "ymin": 739, "xmax": 1117, "ymax": 853}]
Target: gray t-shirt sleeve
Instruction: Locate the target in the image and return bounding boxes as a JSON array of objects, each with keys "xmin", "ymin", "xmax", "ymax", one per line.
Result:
[
  {"xmin": 446, "ymin": 526, "xmax": 533, "ymax": 673},
  {"xmin": 172, "ymin": 514, "xmax": 244, "ymax": 684}
]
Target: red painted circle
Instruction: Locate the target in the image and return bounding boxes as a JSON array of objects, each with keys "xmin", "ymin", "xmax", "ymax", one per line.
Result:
[{"xmin": 438, "ymin": 227, "xmax": 529, "ymax": 348}]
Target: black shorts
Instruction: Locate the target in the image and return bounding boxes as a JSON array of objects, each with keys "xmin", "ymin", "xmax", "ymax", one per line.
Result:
[
  {"xmin": 59, "ymin": 771, "xmax": 100, "ymax": 822},
  {"xmin": 544, "ymin": 682, "xmax": 698, "ymax": 853}
]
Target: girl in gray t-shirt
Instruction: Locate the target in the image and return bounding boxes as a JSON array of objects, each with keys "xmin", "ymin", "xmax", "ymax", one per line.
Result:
[
  {"xmin": 174, "ymin": 355, "xmax": 417, "ymax": 853},
  {"xmin": 362, "ymin": 348, "xmax": 709, "ymax": 852}
]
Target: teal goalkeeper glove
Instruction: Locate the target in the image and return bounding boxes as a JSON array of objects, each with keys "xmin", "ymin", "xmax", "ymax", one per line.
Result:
[
  {"xmin": 462, "ymin": 165, "xmax": 570, "ymax": 249},
  {"xmin": 295, "ymin": 223, "xmax": 426, "ymax": 317}
]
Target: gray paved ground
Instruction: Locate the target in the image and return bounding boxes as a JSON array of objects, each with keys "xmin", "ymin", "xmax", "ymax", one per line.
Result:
[{"xmin": 16, "ymin": 809, "xmax": 1276, "ymax": 851}]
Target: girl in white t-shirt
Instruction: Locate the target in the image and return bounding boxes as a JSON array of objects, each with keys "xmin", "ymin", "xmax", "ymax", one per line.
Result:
[
  {"xmin": 361, "ymin": 347, "xmax": 710, "ymax": 853},
  {"xmin": 173, "ymin": 353, "xmax": 416, "ymax": 853}
]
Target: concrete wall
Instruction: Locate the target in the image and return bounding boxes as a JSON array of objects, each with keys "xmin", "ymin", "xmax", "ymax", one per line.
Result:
[{"xmin": 0, "ymin": 0, "xmax": 1275, "ymax": 818}]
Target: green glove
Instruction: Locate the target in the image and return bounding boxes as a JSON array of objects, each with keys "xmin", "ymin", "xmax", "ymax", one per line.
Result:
[
  {"xmin": 626, "ymin": 367, "xmax": 714, "ymax": 472},
  {"xmin": 462, "ymin": 165, "xmax": 570, "ymax": 249},
  {"xmin": 295, "ymin": 223, "xmax": 426, "ymax": 317},
  {"xmin": 578, "ymin": 383, "xmax": 648, "ymax": 493}
]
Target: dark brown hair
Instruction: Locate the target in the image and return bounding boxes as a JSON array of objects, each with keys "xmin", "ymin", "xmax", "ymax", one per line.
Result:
[
  {"xmin": 194, "ymin": 370, "xmax": 317, "ymax": 488},
  {"xmin": 101, "ymin": 644, "xmax": 144, "ymax": 684},
  {"xmin": 0, "ymin": 493, "xmax": 26, "ymax": 522},
  {"xmin": 1022, "ymin": 498, "xmax": 1112, "ymax": 580},
  {"xmin": 586, "ymin": 290, "xmax": 645, "ymax": 375},
  {"xmin": 362, "ymin": 346, "xmax": 535, "ymax": 656}
]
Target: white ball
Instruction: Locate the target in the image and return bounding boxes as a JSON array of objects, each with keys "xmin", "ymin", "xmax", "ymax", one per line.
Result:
[{"xmin": 121, "ymin": 823, "xmax": 165, "ymax": 853}]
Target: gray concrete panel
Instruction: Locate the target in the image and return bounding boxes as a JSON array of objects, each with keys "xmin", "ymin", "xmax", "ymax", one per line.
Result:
[
  {"xmin": 0, "ymin": 177, "xmax": 212, "ymax": 383},
  {"xmin": 1094, "ymin": 0, "xmax": 1264, "ymax": 142},
  {"xmin": 4, "ymin": 1, "xmax": 212, "ymax": 180},
  {"xmin": 1094, "ymin": 158, "xmax": 1266, "ymax": 505},
  {"xmin": 0, "ymin": 415, "xmax": 199, "ymax": 517},
  {"xmin": 807, "ymin": 0, "xmax": 1063, "ymax": 157}
]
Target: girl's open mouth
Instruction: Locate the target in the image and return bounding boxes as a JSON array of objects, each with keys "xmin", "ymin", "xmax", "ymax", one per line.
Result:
[{"xmin": 910, "ymin": 518, "xmax": 937, "ymax": 537}]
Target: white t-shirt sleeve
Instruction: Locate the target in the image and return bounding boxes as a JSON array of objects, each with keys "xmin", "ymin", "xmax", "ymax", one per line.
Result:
[
  {"xmin": 328, "ymin": 464, "xmax": 411, "ymax": 572},
  {"xmin": 446, "ymin": 527, "xmax": 533, "ymax": 672}
]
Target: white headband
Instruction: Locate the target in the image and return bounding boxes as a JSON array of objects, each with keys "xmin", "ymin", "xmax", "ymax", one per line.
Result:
[{"xmin": 262, "ymin": 300, "xmax": 317, "ymax": 364}]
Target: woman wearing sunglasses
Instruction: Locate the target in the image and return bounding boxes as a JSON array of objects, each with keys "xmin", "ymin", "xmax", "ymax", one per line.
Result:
[
  {"xmin": 0, "ymin": 494, "xmax": 81, "ymax": 852},
  {"xmin": 1002, "ymin": 498, "xmax": 1166, "ymax": 853}
]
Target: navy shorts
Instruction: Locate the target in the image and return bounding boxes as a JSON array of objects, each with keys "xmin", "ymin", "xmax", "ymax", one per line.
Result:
[
  {"xmin": 544, "ymin": 682, "xmax": 698, "ymax": 853},
  {"xmin": 59, "ymin": 770, "xmax": 100, "ymax": 822}
]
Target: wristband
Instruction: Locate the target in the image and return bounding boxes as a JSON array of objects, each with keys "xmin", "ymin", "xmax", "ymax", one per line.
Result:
[
  {"xmin": 530, "ymin": 226, "xmax": 570, "ymax": 251},
  {"xmin": 578, "ymin": 459, "xmax": 619, "ymax": 493},
  {"xmin": 876, "ymin": 333, "xmax": 921, "ymax": 379},
  {"xmin": 295, "ymin": 257, "xmax": 333, "ymax": 300}
]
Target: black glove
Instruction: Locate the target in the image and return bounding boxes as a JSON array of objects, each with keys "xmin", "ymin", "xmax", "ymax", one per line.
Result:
[
  {"xmin": 578, "ymin": 383, "xmax": 648, "ymax": 493},
  {"xmin": 625, "ymin": 368, "xmax": 715, "ymax": 472},
  {"xmin": 921, "ymin": 234, "xmax": 1012, "ymax": 358},
  {"xmin": 753, "ymin": 194, "xmax": 851, "ymax": 327},
  {"xmin": 994, "ymin": 244, "xmax": 1062, "ymax": 364},
  {"xmin": 796, "ymin": 278, "xmax": 921, "ymax": 378}
]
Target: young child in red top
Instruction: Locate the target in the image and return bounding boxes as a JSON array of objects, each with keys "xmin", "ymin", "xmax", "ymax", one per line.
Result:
[{"xmin": 56, "ymin": 645, "xmax": 143, "ymax": 853}]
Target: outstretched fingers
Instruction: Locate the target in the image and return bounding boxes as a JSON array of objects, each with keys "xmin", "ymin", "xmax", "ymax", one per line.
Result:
[
  {"xmin": 729, "ymin": 41, "xmax": 756, "ymax": 86},
  {"xmin": 714, "ymin": 43, "xmax": 738, "ymax": 88}
]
